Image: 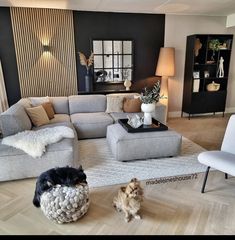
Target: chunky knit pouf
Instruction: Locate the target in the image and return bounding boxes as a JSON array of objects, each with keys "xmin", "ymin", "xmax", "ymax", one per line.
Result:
[{"xmin": 40, "ymin": 184, "xmax": 89, "ymax": 224}]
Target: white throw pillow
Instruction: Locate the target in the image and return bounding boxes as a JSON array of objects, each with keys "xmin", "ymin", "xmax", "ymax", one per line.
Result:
[
  {"xmin": 29, "ymin": 96, "xmax": 50, "ymax": 107},
  {"xmin": 105, "ymin": 95, "xmax": 124, "ymax": 113}
]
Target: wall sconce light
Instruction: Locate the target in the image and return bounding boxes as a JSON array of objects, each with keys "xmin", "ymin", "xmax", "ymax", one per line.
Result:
[{"xmin": 43, "ymin": 45, "xmax": 50, "ymax": 52}]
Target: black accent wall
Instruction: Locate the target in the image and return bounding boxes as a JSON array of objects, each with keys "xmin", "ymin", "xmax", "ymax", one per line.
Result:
[
  {"xmin": 73, "ymin": 11, "xmax": 165, "ymax": 91},
  {"xmin": 0, "ymin": 8, "xmax": 165, "ymax": 104},
  {"xmin": 0, "ymin": 7, "xmax": 21, "ymax": 106}
]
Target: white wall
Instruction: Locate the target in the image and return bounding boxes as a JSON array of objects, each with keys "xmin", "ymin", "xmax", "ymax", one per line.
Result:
[
  {"xmin": 225, "ymin": 26, "xmax": 235, "ymax": 112},
  {"xmin": 164, "ymin": 15, "xmax": 235, "ymax": 116}
]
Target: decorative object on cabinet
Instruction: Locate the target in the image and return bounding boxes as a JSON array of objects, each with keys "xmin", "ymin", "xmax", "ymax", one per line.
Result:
[
  {"xmin": 206, "ymin": 81, "xmax": 220, "ymax": 92},
  {"xmin": 193, "ymin": 71, "xmax": 200, "ymax": 79},
  {"xmin": 123, "ymin": 68, "xmax": 132, "ymax": 90},
  {"xmin": 194, "ymin": 38, "xmax": 202, "ymax": 57},
  {"xmin": 208, "ymin": 39, "xmax": 221, "ymax": 61},
  {"xmin": 78, "ymin": 52, "xmax": 94, "ymax": 74},
  {"xmin": 124, "ymin": 79, "xmax": 132, "ymax": 91},
  {"xmin": 182, "ymin": 34, "xmax": 233, "ymax": 119},
  {"xmin": 216, "ymin": 56, "xmax": 224, "ymax": 78},
  {"xmin": 96, "ymin": 70, "xmax": 108, "ymax": 82},
  {"xmin": 78, "ymin": 51, "xmax": 94, "ymax": 92},
  {"xmin": 193, "ymin": 79, "xmax": 200, "ymax": 92},
  {"xmin": 204, "ymin": 70, "xmax": 210, "ymax": 78}
]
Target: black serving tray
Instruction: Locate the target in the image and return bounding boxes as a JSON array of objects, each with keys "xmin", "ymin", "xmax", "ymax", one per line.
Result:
[{"xmin": 118, "ymin": 118, "xmax": 168, "ymax": 133}]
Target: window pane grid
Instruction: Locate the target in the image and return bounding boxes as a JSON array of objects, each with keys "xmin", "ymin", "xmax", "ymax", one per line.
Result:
[{"xmin": 92, "ymin": 40, "xmax": 133, "ymax": 83}]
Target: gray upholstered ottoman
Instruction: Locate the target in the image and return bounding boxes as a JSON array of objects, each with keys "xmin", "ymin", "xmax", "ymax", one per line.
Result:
[{"xmin": 107, "ymin": 123, "xmax": 182, "ymax": 161}]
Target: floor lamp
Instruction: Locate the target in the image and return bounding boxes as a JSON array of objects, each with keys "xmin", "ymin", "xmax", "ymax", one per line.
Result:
[{"xmin": 155, "ymin": 47, "xmax": 175, "ymax": 123}]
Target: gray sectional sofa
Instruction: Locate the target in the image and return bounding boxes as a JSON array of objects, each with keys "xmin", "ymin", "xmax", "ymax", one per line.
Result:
[{"xmin": 0, "ymin": 93, "xmax": 166, "ymax": 182}]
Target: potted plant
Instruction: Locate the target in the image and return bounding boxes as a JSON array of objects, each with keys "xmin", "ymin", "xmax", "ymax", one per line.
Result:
[
  {"xmin": 208, "ymin": 39, "xmax": 220, "ymax": 61},
  {"xmin": 140, "ymin": 80, "xmax": 161, "ymax": 125}
]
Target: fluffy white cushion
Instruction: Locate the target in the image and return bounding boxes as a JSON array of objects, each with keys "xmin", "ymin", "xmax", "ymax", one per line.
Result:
[{"xmin": 2, "ymin": 126, "xmax": 74, "ymax": 158}]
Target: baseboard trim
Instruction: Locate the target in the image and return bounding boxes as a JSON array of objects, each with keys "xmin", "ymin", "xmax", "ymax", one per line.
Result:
[
  {"xmin": 168, "ymin": 108, "xmax": 235, "ymax": 118},
  {"xmin": 225, "ymin": 107, "xmax": 235, "ymax": 113},
  {"xmin": 168, "ymin": 111, "xmax": 181, "ymax": 118}
]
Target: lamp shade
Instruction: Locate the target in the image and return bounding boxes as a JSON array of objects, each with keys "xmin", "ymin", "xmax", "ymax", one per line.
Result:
[{"xmin": 155, "ymin": 47, "xmax": 175, "ymax": 77}]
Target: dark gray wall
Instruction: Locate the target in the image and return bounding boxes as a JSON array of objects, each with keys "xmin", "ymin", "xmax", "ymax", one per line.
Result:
[
  {"xmin": 0, "ymin": 7, "xmax": 21, "ymax": 106},
  {"xmin": 0, "ymin": 8, "xmax": 165, "ymax": 104},
  {"xmin": 73, "ymin": 11, "xmax": 165, "ymax": 91}
]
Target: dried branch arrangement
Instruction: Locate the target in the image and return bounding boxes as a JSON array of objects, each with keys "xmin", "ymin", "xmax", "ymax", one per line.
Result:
[{"xmin": 78, "ymin": 52, "xmax": 94, "ymax": 73}]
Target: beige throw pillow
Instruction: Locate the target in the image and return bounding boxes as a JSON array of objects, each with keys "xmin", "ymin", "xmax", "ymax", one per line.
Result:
[
  {"xmin": 105, "ymin": 95, "xmax": 124, "ymax": 113},
  {"xmin": 26, "ymin": 105, "xmax": 50, "ymax": 127}
]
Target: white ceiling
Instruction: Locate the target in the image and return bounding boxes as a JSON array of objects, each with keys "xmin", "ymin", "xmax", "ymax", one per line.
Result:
[{"xmin": 1, "ymin": 0, "xmax": 235, "ymax": 16}]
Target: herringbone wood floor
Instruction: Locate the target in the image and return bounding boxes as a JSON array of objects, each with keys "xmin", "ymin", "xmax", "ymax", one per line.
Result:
[{"xmin": 0, "ymin": 114, "xmax": 234, "ymax": 235}]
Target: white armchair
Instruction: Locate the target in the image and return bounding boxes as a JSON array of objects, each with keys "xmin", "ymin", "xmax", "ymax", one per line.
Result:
[{"xmin": 198, "ymin": 114, "xmax": 235, "ymax": 193}]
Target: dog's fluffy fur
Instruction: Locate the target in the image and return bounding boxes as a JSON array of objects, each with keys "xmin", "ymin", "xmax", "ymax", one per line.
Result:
[
  {"xmin": 33, "ymin": 165, "xmax": 87, "ymax": 208},
  {"xmin": 112, "ymin": 178, "xmax": 143, "ymax": 222}
]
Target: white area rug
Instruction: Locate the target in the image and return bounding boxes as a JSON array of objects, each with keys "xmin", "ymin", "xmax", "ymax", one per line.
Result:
[{"xmin": 79, "ymin": 137, "xmax": 207, "ymax": 188}]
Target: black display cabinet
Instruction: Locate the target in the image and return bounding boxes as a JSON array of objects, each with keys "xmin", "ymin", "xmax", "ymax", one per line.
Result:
[{"xmin": 182, "ymin": 34, "xmax": 233, "ymax": 119}]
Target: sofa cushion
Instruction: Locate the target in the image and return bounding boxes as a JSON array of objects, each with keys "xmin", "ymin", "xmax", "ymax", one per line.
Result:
[
  {"xmin": 49, "ymin": 97, "xmax": 69, "ymax": 114},
  {"xmin": 17, "ymin": 98, "xmax": 32, "ymax": 108},
  {"xmin": 29, "ymin": 96, "xmax": 50, "ymax": 106},
  {"xmin": 49, "ymin": 114, "xmax": 70, "ymax": 124},
  {"xmin": 123, "ymin": 97, "xmax": 141, "ymax": 113},
  {"xmin": 0, "ymin": 103, "xmax": 32, "ymax": 137},
  {"xmin": 25, "ymin": 105, "xmax": 50, "ymax": 127},
  {"xmin": 105, "ymin": 95, "xmax": 124, "ymax": 113},
  {"xmin": 42, "ymin": 102, "xmax": 55, "ymax": 119},
  {"xmin": 0, "ymin": 121, "xmax": 78, "ymax": 181},
  {"xmin": 70, "ymin": 112, "xmax": 113, "ymax": 139},
  {"xmin": 152, "ymin": 102, "xmax": 167, "ymax": 124},
  {"xmin": 110, "ymin": 112, "xmax": 144, "ymax": 123},
  {"xmin": 69, "ymin": 95, "xmax": 106, "ymax": 114}
]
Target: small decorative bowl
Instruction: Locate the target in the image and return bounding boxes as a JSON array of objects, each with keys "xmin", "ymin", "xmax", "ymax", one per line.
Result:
[{"xmin": 206, "ymin": 81, "xmax": 220, "ymax": 91}]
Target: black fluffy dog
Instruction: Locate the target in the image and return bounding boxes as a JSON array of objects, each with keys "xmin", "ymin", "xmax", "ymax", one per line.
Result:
[{"xmin": 33, "ymin": 165, "xmax": 87, "ymax": 208}]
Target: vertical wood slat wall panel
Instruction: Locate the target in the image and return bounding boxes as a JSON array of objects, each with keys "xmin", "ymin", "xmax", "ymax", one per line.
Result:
[{"xmin": 10, "ymin": 7, "xmax": 78, "ymax": 97}]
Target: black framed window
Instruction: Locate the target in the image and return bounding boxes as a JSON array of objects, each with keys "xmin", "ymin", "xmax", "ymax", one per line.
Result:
[{"xmin": 92, "ymin": 39, "xmax": 133, "ymax": 84}]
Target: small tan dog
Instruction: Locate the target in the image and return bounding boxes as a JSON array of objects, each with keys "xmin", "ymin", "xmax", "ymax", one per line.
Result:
[{"xmin": 112, "ymin": 178, "xmax": 143, "ymax": 222}]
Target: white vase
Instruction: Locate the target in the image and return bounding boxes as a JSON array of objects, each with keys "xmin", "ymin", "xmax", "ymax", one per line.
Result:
[
  {"xmin": 141, "ymin": 103, "xmax": 155, "ymax": 125},
  {"xmin": 124, "ymin": 79, "xmax": 132, "ymax": 91}
]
